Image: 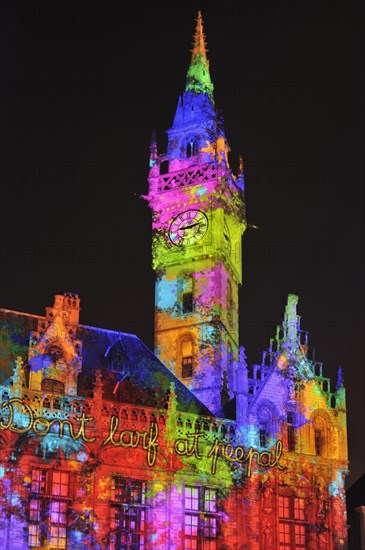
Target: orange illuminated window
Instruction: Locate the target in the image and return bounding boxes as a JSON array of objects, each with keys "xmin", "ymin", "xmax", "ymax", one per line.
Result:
[
  {"xmin": 279, "ymin": 495, "xmax": 307, "ymax": 549},
  {"xmin": 51, "ymin": 471, "xmax": 69, "ymax": 498},
  {"xmin": 182, "ymin": 356, "xmax": 193, "ymax": 378},
  {"xmin": 314, "ymin": 429, "xmax": 322, "ymax": 456},
  {"xmin": 181, "ymin": 336, "xmax": 194, "ymax": 379}
]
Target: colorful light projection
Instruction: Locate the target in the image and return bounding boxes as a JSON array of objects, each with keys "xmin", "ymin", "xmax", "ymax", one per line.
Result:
[
  {"xmin": 0, "ymin": 10, "xmax": 348, "ymax": 550},
  {"xmin": 0, "ymin": 291, "xmax": 348, "ymax": 548}
]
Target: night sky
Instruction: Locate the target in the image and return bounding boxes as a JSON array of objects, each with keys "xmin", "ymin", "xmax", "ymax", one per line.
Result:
[{"xmin": 0, "ymin": 1, "xmax": 363, "ymax": 488}]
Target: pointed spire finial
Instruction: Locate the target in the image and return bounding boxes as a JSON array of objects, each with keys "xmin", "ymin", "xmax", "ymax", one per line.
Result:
[
  {"xmin": 185, "ymin": 11, "xmax": 214, "ymax": 99},
  {"xmin": 238, "ymin": 345, "xmax": 247, "ymax": 367},
  {"xmin": 192, "ymin": 10, "xmax": 207, "ymax": 60},
  {"xmin": 336, "ymin": 366, "xmax": 344, "ymax": 391},
  {"xmin": 284, "ymin": 294, "xmax": 300, "ymax": 345},
  {"xmin": 236, "ymin": 154, "xmax": 245, "ymax": 191},
  {"xmin": 239, "ymin": 154, "xmax": 244, "ymax": 174},
  {"xmin": 150, "ymin": 130, "xmax": 158, "ymax": 155}
]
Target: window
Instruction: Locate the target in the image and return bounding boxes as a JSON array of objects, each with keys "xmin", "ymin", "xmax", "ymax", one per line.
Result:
[
  {"xmin": 178, "ymin": 273, "xmax": 194, "ymax": 314},
  {"xmin": 29, "ymin": 470, "xmax": 70, "ymax": 549},
  {"xmin": 184, "ymin": 486, "xmax": 218, "ymax": 549},
  {"xmin": 182, "ymin": 292, "xmax": 193, "ymax": 314},
  {"xmin": 31, "ymin": 469, "xmax": 47, "ymax": 494},
  {"xmin": 312, "ymin": 412, "xmax": 329, "ymax": 457},
  {"xmin": 287, "ymin": 411, "xmax": 295, "ymax": 452},
  {"xmin": 259, "ymin": 427, "xmax": 268, "ymax": 448},
  {"xmin": 279, "ymin": 495, "xmax": 307, "ymax": 549},
  {"xmin": 110, "ymin": 479, "xmax": 146, "ymax": 550},
  {"xmin": 41, "ymin": 378, "xmax": 65, "ymax": 395},
  {"xmin": 187, "ymin": 140, "xmax": 198, "ymax": 158},
  {"xmin": 314, "ymin": 429, "xmax": 322, "ymax": 456},
  {"xmin": 180, "ymin": 336, "xmax": 194, "ymax": 379},
  {"xmin": 46, "ymin": 345, "xmax": 64, "ymax": 363},
  {"xmin": 160, "ymin": 160, "xmax": 169, "ymax": 174},
  {"xmin": 182, "ymin": 356, "xmax": 193, "ymax": 379},
  {"xmin": 51, "ymin": 471, "xmax": 69, "ymax": 497},
  {"xmin": 257, "ymin": 404, "xmax": 273, "ymax": 449},
  {"xmin": 49, "ymin": 501, "xmax": 68, "ymax": 549}
]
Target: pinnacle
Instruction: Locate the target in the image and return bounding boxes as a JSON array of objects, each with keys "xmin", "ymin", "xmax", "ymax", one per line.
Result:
[
  {"xmin": 191, "ymin": 10, "xmax": 208, "ymax": 60},
  {"xmin": 185, "ymin": 11, "xmax": 214, "ymax": 99}
]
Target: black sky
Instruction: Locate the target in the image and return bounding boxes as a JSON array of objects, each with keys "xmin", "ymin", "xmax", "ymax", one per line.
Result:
[{"xmin": 0, "ymin": 0, "xmax": 363, "ymax": 487}]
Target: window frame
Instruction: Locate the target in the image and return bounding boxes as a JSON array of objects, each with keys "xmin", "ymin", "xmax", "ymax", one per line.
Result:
[
  {"xmin": 110, "ymin": 478, "xmax": 147, "ymax": 550},
  {"xmin": 28, "ymin": 469, "xmax": 70, "ymax": 549},
  {"xmin": 182, "ymin": 356, "xmax": 193, "ymax": 379},
  {"xmin": 184, "ymin": 486, "xmax": 219, "ymax": 549},
  {"xmin": 278, "ymin": 493, "xmax": 308, "ymax": 549}
]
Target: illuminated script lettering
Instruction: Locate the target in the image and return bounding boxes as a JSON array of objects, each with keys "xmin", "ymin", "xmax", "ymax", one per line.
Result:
[{"xmin": 0, "ymin": 399, "xmax": 284, "ymax": 475}]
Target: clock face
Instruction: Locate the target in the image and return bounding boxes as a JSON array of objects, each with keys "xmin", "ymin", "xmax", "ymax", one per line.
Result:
[{"xmin": 169, "ymin": 210, "xmax": 208, "ymax": 246}]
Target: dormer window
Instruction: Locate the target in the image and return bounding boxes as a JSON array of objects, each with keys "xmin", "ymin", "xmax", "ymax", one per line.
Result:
[
  {"xmin": 105, "ymin": 339, "xmax": 128, "ymax": 373},
  {"xmin": 46, "ymin": 345, "xmax": 64, "ymax": 364}
]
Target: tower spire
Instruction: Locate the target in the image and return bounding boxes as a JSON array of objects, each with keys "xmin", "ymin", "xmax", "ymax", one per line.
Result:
[
  {"xmin": 192, "ymin": 10, "xmax": 207, "ymax": 58},
  {"xmin": 185, "ymin": 11, "xmax": 214, "ymax": 99}
]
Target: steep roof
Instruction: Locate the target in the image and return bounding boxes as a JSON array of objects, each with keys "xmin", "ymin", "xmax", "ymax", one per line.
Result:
[{"xmin": 0, "ymin": 308, "xmax": 212, "ymax": 416}]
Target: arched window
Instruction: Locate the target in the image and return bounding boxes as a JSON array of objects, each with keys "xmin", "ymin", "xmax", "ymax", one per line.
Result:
[
  {"xmin": 45, "ymin": 345, "xmax": 64, "ymax": 364},
  {"xmin": 312, "ymin": 411, "xmax": 330, "ymax": 457},
  {"xmin": 256, "ymin": 401, "xmax": 277, "ymax": 449},
  {"xmin": 186, "ymin": 139, "xmax": 198, "ymax": 158},
  {"xmin": 314, "ymin": 428, "xmax": 322, "ymax": 455},
  {"xmin": 180, "ymin": 334, "xmax": 194, "ymax": 379}
]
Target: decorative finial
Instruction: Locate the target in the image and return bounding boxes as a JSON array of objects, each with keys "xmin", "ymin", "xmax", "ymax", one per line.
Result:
[
  {"xmin": 236, "ymin": 154, "xmax": 245, "ymax": 191},
  {"xmin": 239, "ymin": 154, "xmax": 244, "ymax": 174},
  {"xmin": 185, "ymin": 11, "xmax": 214, "ymax": 98},
  {"xmin": 192, "ymin": 11, "xmax": 207, "ymax": 59},
  {"xmin": 93, "ymin": 369, "xmax": 104, "ymax": 400},
  {"xmin": 336, "ymin": 366, "xmax": 344, "ymax": 391},
  {"xmin": 238, "ymin": 345, "xmax": 247, "ymax": 368},
  {"xmin": 284, "ymin": 294, "xmax": 300, "ymax": 344},
  {"xmin": 150, "ymin": 130, "xmax": 158, "ymax": 156}
]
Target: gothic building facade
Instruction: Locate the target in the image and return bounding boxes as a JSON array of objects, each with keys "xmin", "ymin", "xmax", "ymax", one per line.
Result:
[{"xmin": 0, "ymin": 12, "xmax": 348, "ymax": 550}]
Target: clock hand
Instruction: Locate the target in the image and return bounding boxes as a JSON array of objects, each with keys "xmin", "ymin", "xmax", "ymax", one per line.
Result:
[{"xmin": 181, "ymin": 222, "xmax": 201, "ymax": 230}]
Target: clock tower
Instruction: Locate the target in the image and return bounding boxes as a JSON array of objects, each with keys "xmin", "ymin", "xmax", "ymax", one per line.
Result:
[{"xmin": 144, "ymin": 12, "xmax": 246, "ymax": 413}]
